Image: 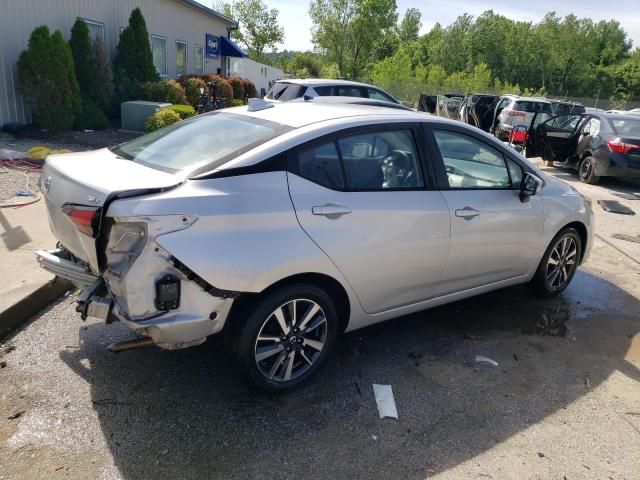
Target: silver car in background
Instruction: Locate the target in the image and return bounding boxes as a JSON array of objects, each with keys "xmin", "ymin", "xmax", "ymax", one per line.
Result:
[{"xmin": 37, "ymin": 100, "xmax": 593, "ymax": 391}]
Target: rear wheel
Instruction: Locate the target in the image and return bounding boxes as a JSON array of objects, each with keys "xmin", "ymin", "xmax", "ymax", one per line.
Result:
[
  {"xmin": 232, "ymin": 283, "xmax": 338, "ymax": 392},
  {"xmin": 579, "ymin": 156, "xmax": 600, "ymax": 184},
  {"xmin": 531, "ymin": 228, "xmax": 582, "ymax": 297}
]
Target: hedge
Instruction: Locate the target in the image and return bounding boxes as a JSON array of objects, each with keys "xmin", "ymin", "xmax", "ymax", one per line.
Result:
[{"xmin": 144, "ymin": 108, "xmax": 181, "ymax": 132}]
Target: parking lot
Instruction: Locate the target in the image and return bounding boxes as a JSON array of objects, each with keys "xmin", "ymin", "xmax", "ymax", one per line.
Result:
[{"xmin": 1, "ymin": 159, "xmax": 640, "ymax": 480}]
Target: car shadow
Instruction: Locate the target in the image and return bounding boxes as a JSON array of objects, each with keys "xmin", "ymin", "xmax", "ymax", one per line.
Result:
[{"xmin": 59, "ymin": 269, "xmax": 640, "ymax": 479}]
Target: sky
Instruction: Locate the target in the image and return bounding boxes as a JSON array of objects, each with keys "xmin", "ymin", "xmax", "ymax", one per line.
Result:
[{"xmin": 203, "ymin": 0, "xmax": 640, "ymax": 52}]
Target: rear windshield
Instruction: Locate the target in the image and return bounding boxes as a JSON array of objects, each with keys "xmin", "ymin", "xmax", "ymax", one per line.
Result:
[
  {"xmin": 265, "ymin": 82, "xmax": 306, "ymax": 101},
  {"xmin": 514, "ymin": 101, "xmax": 552, "ymax": 113},
  {"xmin": 610, "ymin": 118, "xmax": 640, "ymax": 137},
  {"xmin": 553, "ymin": 103, "xmax": 586, "ymax": 114},
  {"xmin": 111, "ymin": 112, "xmax": 291, "ymax": 173}
]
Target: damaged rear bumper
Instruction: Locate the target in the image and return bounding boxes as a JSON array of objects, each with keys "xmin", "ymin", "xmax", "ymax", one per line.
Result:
[
  {"xmin": 78, "ymin": 276, "xmax": 234, "ymax": 350},
  {"xmin": 36, "ymin": 249, "xmax": 98, "ymax": 287},
  {"xmin": 37, "ymin": 247, "xmax": 235, "ymax": 350}
]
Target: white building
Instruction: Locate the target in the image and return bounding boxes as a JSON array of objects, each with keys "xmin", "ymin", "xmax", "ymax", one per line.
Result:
[
  {"xmin": 0, "ymin": 0, "xmax": 282, "ymax": 126},
  {"xmin": 227, "ymin": 57, "xmax": 283, "ymax": 97}
]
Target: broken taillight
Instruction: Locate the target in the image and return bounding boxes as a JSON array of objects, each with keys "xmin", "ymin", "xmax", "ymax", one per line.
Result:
[
  {"xmin": 607, "ymin": 139, "xmax": 640, "ymax": 155},
  {"xmin": 62, "ymin": 205, "xmax": 99, "ymax": 237}
]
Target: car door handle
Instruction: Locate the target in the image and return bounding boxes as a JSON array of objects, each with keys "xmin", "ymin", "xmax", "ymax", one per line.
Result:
[
  {"xmin": 312, "ymin": 204, "xmax": 352, "ymax": 217},
  {"xmin": 455, "ymin": 206, "xmax": 480, "ymax": 219}
]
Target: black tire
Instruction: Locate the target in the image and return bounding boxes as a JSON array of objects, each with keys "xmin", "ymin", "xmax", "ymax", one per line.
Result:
[
  {"xmin": 231, "ymin": 283, "xmax": 339, "ymax": 392},
  {"xmin": 531, "ymin": 228, "xmax": 582, "ymax": 297},
  {"xmin": 578, "ymin": 156, "xmax": 600, "ymax": 184}
]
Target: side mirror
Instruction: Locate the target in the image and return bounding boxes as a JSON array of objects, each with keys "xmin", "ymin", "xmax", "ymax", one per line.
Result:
[{"xmin": 520, "ymin": 172, "xmax": 543, "ymax": 202}]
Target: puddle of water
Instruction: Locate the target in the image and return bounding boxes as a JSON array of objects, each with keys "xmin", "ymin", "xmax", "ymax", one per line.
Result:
[{"xmin": 422, "ymin": 269, "xmax": 619, "ymax": 339}]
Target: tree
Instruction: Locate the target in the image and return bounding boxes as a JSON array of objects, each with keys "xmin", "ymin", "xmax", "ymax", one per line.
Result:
[
  {"xmin": 17, "ymin": 26, "xmax": 81, "ymax": 131},
  {"xmin": 221, "ymin": 0, "xmax": 284, "ymax": 62},
  {"xmin": 397, "ymin": 8, "xmax": 421, "ymax": 43},
  {"xmin": 93, "ymin": 38, "xmax": 114, "ymax": 114},
  {"xmin": 309, "ymin": 0, "xmax": 397, "ymax": 79},
  {"xmin": 114, "ymin": 8, "xmax": 158, "ymax": 84},
  {"xmin": 69, "ymin": 19, "xmax": 98, "ymax": 99}
]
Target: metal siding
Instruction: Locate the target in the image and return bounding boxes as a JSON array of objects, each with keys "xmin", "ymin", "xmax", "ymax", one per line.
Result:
[{"xmin": 0, "ymin": 0, "xmax": 228, "ymax": 125}]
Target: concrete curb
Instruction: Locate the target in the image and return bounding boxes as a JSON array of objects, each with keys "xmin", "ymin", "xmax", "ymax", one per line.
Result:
[{"xmin": 0, "ymin": 277, "xmax": 74, "ymax": 338}]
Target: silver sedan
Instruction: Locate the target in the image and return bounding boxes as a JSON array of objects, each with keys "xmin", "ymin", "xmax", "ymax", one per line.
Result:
[{"xmin": 37, "ymin": 99, "xmax": 593, "ymax": 391}]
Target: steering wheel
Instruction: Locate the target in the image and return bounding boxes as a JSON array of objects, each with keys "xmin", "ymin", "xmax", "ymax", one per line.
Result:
[{"xmin": 382, "ymin": 150, "xmax": 415, "ymax": 187}]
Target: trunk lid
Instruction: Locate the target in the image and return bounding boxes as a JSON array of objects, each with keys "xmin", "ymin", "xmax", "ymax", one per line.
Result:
[{"xmin": 42, "ymin": 148, "xmax": 181, "ymax": 271}]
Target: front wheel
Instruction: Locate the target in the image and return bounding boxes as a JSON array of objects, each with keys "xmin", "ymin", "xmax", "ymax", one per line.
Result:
[
  {"xmin": 232, "ymin": 283, "xmax": 339, "ymax": 392},
  {"xmin": 531, "ymin": 228, "xmax": 582, "ymax": 297},
  {"xmin": 579, "ymin": 156, "xmax": 600, "ymax": 184}
]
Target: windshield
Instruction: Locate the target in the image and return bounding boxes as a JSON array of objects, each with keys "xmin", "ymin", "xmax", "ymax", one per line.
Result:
[
  {"xmin": 611, "ymin": 118, "xmax": 640, "ymax": 137},
  {"xmin": 112, "ymin": 112, "xmax": 291, "ymax": 173}
]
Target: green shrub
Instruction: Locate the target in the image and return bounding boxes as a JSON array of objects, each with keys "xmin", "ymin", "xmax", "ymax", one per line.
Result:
[
  {"xmin": 144, "ymin": 108, "xmax": 181, "ymax": 132},
  {"xmin": 182, "ymin": 77, "xmax": 206, "ymax": 108},
  {"xmin": 241, "ymin": 78, "xmax": 258, "ymax": 98},
  {"xmin": 229, "ymin": 99, "xmax": 245, "ymax": 107},
  {"xmin": 114, "ymin": 8, "xmax": 158, "ymax": 84},
  {"xmin": 228, "ymin": 77, "xmax": 245, "ymax": 99},
  {"xmin": 205, "ymin": 75, "xmax": 233, "ymax": 103},
  {"xmin": 140, "ymin": 80, "xmax": 188, "ymax": 104},
  {"xmin": 69, "ymin": 19, "xmax": 98, "ymax": 99},
  {"xmin": 168, "ymin": 104, "xmax": 195, "ymax": 119},
  {"xmin": 93, "ymin": 38, "xmax": 115, "ymax": 115},
  {"xmin": 17, "ymin": 26, "xmax": 81, "ymax": 131},
  {"xmin": 75, "ymin": 97, "xmax": 108, "ymax": 130}
]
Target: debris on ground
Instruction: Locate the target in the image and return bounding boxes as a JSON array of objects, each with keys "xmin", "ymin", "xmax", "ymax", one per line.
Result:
[
  {"xmin": 513, "ymin": 353, "xmax": 519, "ymax": 362},
  {"xmin": 611, "ymin": 191, "xmax": 640, "ymax": 201},
  {"xmin": 597, "ymin": 200, "xmax": 635, "ymax": 215},
  {"xmin": 7, "ymin": 410, "xmax": 25, "ymax": 420},
  {"xmin": 537, "ymin": 452, "xmax": 545, "ymax": 458},
  {"xmin": 585, "ymin": 377, "xmax": 591, "ymax": 389},
  {"xmin": 611, "ymin": 233, "xmax": 640, "ymax": 244},
  {"xmin": 464, "ymin": 333, "xmax": 483, "ymax": 340},
  {"xmin": 0, "ymin": 361, "xmax": 7, "ymax": 368},
  {"xmin": 373, "ymin": 384, "xmax": 398, "ymax": 420},
  {"xmin": 475, "ymin": 355, "xmax": 499, "ymax": 366}
]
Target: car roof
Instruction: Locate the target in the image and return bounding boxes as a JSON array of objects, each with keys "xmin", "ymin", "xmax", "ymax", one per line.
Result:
[
  {"xmin": 229, "ymin": 101, "xmax": 424, "ymax": 128},
  {"xmin": 276, "ymin": 78, "xmax": 378, "ymax": 88}
]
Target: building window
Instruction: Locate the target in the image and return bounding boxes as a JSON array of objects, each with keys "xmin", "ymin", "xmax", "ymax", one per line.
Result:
[
  {"xmin": 176, "ymin": 40, "xmax": 187, "ymax": 77},
  {"xmin": 194, "ymin": 45, "xmax": 204, "ymax": 75},
  {"xmin": 80, "ymin": 18, "xmax": 104, "ymax": 41},
  {"xmin": 151, "ymin": 35, "xmax": 167, "ymax": 77}
]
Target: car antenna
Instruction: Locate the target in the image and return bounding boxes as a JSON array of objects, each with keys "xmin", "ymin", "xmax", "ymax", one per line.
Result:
[{"xmin": 247, "ymin": 98, "xmax": 275, "ymax": 112}]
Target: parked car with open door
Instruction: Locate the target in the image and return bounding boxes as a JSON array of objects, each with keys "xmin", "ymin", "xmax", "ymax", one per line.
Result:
[
  {"xmin": 526, "ymin": 111, "xmax": 640, "ymax": 184},
  {"xmin": 459, "ymin": 94, "xmax": 499, "ymax": 132},
  {"xmin": 491, "ymin": 95, "xmax": 553, "ymax": 141}
]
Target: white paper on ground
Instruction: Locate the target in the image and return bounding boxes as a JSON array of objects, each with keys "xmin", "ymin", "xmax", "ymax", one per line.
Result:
[
  {"xmin": 372, "ymin": 384, "xmax": 398, "ymax": 419},
  {"xmin": 475, "ymin": 355, "xmax": 499, "ymax": 366}
]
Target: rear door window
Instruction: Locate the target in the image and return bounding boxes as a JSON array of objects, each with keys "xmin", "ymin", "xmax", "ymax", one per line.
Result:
[
  {"xmin": 338, "ymin": 130, "xmax": 423, "ymax": 189},
  {"xmin": 337, "ymin": 86, "xmax": 366, "ymax": 98},
  {"xmin": 290, "ymin": 128, "xmax": 425, "ymax": 190},
  {"xmin": 294, "ymin": 141, "xmax": 345, "ymax": 189},
  {"xmin": 313, "ymin": 86, "xmax": 334, "ymax": 96},
  {"xmin": 367, "ymin": 88, "xmax": 396, "ymax": 103}
]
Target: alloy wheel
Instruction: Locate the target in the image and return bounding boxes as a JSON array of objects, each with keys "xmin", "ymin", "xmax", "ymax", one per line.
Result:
[
  {"xmin": 254, "ymin": 299, "xmax": 327, "ymax": 383},
  {"xmin": 545, "ymin": 235, "xmax": 578, "ymax": 291}
]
